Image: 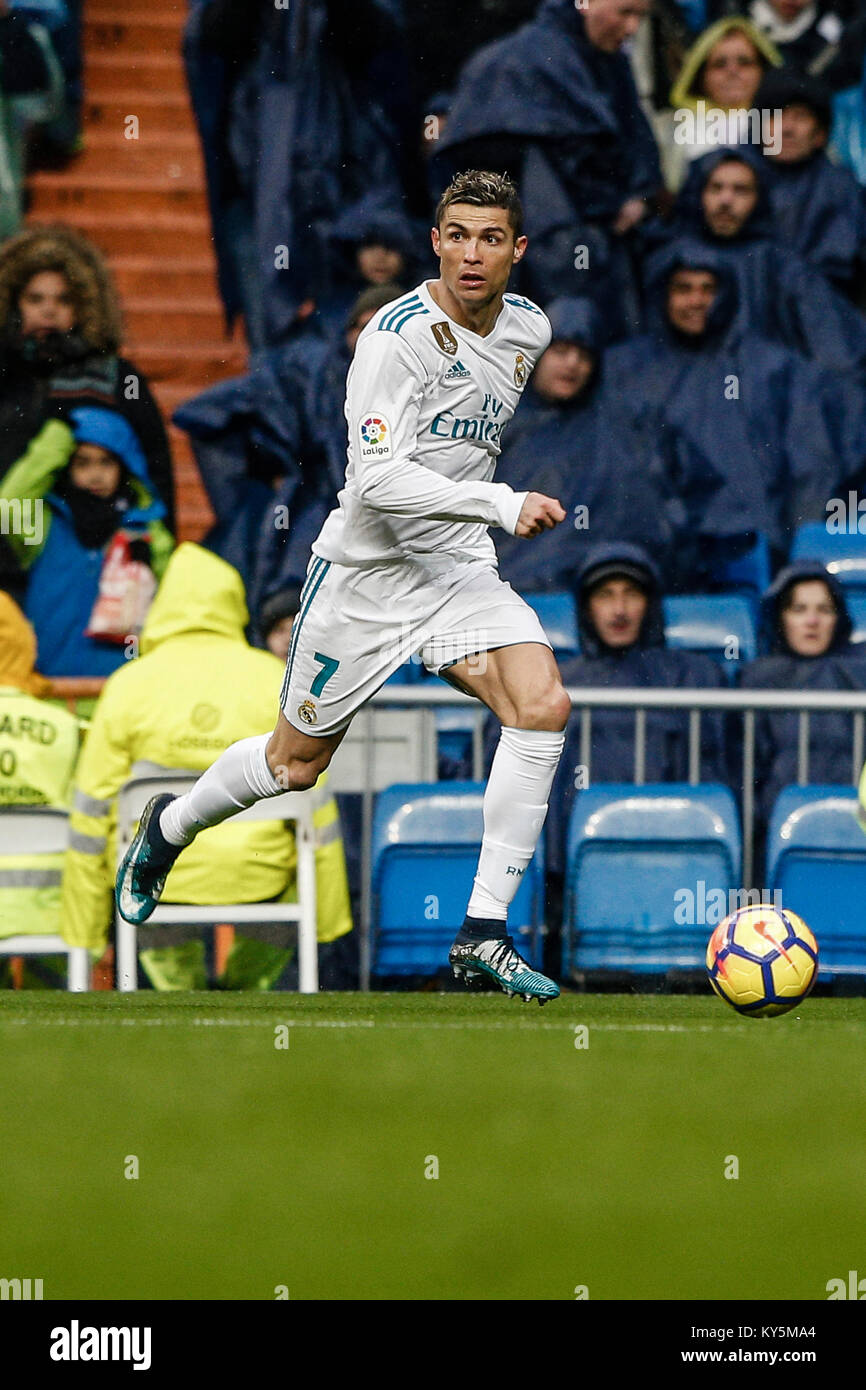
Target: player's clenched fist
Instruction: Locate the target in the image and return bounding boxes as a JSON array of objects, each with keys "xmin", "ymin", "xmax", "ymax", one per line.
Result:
[{"xmin": 515, "ymin": 492, "xmax": 566, "ymax": 538}]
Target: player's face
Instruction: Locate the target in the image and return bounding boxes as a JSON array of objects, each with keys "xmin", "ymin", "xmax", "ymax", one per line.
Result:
[
  {"xmin": 666, "ymin": 269, "xmax": 717, "ymax": 335},
  {"xmin": 18, "ymin": 270, "xmax": 76, "ymax": 338},
  {"xmin": 532, "ymin": 341, "xmax": 596, "ymax": 403},
  {"xmin": 587, "ymin": 578, "xmax": 648, "ymax": 649},
  {"xmin": 432, "ymin": 203, "xmax": 526, "ymax": 311},
  {"xmin": 701, "ymin": 163, "xmax": 759, "ymax": 237},
  {"xmin": 584, "ymin": 0, "xmax": 650, "ymax": 53},
  {"xmin": 701, "ymin": 32, "xmax": 763, "ymax": 109},
  {"xmin": 766, "ymin": 105, "xmax": 826, "ymax": 164},
  {"xmin": 780, "ymin": 580, "xmax": 838, "ymax": 657}
]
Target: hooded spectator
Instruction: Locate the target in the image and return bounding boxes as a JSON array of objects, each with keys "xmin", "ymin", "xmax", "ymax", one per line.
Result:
[
  {"xmin": 0, "ymin": 224, "xmax": 174, "ymax": 598},
  {"xmin": 613, "ymin": 241, "xmax": 860, "ymax": 573},
  {"xmin": 432, "ymin": 0, "xmax": 664, "ymax": 341},
  {"xmin": 756, "ymin": 68, "xmax": 866, "ymax": 294},
  {"xmin": 669, "ymin": 146, "xmax": 866, "ymax": 377},
  {"xmin": 173, "ymin": 284, "xmax": 404, "ymax": 613},
  {"xmin": 493, "ymin": 295, "xmax": 677, "ymax": 593},
  {"xmin": 747, "ymin": 1, "xmax": 853, "ymax": 78},
  {"xmin": 183, "ymin": 0, "xmax": 408, "ymax": 347},
  {"xmin": 0, "ymin": 406, "xmax": 173, "ymax": 677},
  {"xmin": 738, "ymin": 561, "xmax": 866, "ymax": 836},
  {"xmin": 314, "ymin": 199, "xmax": 419, "ymax": 340},
  {"xmin": 541, "ymin": 543, "xmax": 728, "ymax": 878},
  {"xmin": 668, "ymin": 14, "xmax": 781, "ymax": 176}
]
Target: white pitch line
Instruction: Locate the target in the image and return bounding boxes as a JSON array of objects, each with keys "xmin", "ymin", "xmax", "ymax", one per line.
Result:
[{"xmin": 0, "ymin": 1015, "xmax": 753, "ymax": 1033}]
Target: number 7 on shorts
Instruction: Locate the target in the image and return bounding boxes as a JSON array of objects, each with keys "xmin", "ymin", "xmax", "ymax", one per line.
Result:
[{"xmin": 311, "ymin": 652, "xmax": 340, "ymax": 697}]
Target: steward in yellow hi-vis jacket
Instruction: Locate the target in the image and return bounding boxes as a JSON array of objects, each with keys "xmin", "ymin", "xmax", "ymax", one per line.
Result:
[
  {"xmin": 61, "ymin": 543, "xmax": 352, "ymax": 989},
  {"xmin": 0, "ymin": 595, "xmax": 81, "ymax": 955}
]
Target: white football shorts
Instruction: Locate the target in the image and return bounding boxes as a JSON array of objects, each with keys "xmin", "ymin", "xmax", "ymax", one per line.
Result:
[{"xmin": 279, "ymin": 552, "xmax": 551, "ymax": 736}]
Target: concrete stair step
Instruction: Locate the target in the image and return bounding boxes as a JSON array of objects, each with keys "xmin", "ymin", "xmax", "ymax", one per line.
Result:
[
  {"xmin": 110, "ymin": 256, "xmax": 219, "ymax": 301},
  {"xmin": 132, "ymin": 343, "xmax": 248, "ymax": 386},
  {"xmin": 84, "ymin": 91, "xmax": 192, "ymax": 135},
  {"xmin": 85, "ymin": 18, "xmax": 185, "ymax": 57},
  {"xmin": 29, "ymin": 175, "xmax": 207, "ymax": 217},
  {"xmin": 84, "ymin": 52, "xmax": 188, "ymax": 96},
  {"xmin": 123, "ymin": 297, "xmax": 227, "ymax": 346},
  {"xmin": 89, "ymin": 2, "xmax": 185, "ymax": 23},
  {"xmin": 49, "ymin": 212, "xmax": 214, "ymax": 259},
  {"xmin": 65, "ymin": 138, "xmax": 202, "ymax": 182}
]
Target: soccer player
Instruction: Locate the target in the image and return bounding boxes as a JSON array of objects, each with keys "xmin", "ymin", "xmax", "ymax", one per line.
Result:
[{"xmin": 117, "ymin": 170, "xmax": 571, "ymax": 1003}]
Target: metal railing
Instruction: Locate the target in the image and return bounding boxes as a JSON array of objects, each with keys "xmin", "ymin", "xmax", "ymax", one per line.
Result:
[
  {"xmin": 356, "ymin": 685, "xmax": 866, "ymax": 988},
  {"xmin": 41, "ymin": 678, "xmax": 866, "ymax": 990}
]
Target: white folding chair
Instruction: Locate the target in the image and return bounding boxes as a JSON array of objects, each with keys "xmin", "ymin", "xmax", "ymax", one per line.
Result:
[
  {"xmin": 0, "ymin": 806, "xmax": 91, "ymax": 991},
  {"xmin": 326, "ymin": 707, "xmax": 438, "ymax": 791},
  {"xmin": 114, "ymin": 776, "xmax": 318, "ymax": 993}
]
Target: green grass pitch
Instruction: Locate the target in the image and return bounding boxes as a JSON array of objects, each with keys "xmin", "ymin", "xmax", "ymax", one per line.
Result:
[{"xmin": 1, "ymin": 989, "xmax": 864, "ymax": 1301}]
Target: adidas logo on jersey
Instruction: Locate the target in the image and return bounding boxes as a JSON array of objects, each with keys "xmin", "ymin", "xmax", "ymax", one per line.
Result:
[{"xmin": 443, "ymin": 360, "xmax": 471, "ymax": 382}]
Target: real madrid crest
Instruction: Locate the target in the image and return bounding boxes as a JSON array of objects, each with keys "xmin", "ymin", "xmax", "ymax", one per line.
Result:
[
  {"xmin": 432, "ymin": 321, "xmax": 459, "ymax": 356},
  {"xmin": 298, "ymin": 700, "xmax": 318, "ymax": 726},
  {"xmin": 514, "ymin": 352, "xmax": 527, "ymax": 388}
]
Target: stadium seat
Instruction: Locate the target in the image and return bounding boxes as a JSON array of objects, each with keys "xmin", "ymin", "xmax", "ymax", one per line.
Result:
[
  {"xmin": 766, "ymin": 785, "xmax": 866, "ymax": 978},
  {"xmin": 521, "ymin": 591, "xmax": 579, "ymax": 656},
  {"xmin": 327, "ymin": 708, "xmax": 438, "ymax": 792},
  {"xmin": 371, "ymin": 782, "xmax": 544, "ymax": 976},
  {"xmin": 114, "ymin": 776, "xmax": 319, "ymax": 992},
  {"xmin": 563, "ymin": 784, "xmax": 741, "ymax": 976},
  {"xmin": 663, "ymin": 595, "xmax": 757, "ymax": 678},
  {"xmin": 0, "ymin": 807, "xmax": 90, "ymax": 990},
  {"xmin": 789, "ymin": 524, "xmax": 866, "ymax": 591},
  {"xmin": 711, "ymin": 532, "xmax": 770, "ymax": 606},
  {"xmin": 843, "ymin": 592, "xmax": 866, "ymax": 645}
]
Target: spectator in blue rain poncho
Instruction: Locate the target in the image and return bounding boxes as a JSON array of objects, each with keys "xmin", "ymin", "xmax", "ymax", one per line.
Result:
[
  {"xmin": 666, "ymin": 145, "xmax": 866, "ymax": 377},
  {"xmin": 613, "ymin": 240, "xmax": 866, "ymax": 576},
  {"xmin": 431, "ymin": 0, "xmax": 664, "ymax": 342},
  {"xmin": 756, "ymin": 68, "xmax": 866, "ymax": 297},
  {"xmin": 738, "ymin": 561, "xmax": 866, "ymax": 834},
  {"xmin": 493, "ymin": 295, "xmax": 677, "ymax": 594}
]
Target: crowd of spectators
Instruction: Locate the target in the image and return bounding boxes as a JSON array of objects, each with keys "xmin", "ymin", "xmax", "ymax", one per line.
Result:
[{"xmin": 3, "ymin": 0, "xmax": 866, "ymax": 986}]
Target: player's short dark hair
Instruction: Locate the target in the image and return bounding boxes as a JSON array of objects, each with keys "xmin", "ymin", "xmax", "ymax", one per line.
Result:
[{"xmin": 435, "ymin": 170, "xmax": 523, "ymax": 239}]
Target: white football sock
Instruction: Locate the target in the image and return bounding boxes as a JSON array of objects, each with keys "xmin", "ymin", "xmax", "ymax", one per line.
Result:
[
  {"xmin": 467, "ymin": 726, "xmax": 565, "ymax": 922},
  {"xmin": 158, "ymin": 734, "xmax": 283, "ymax": 847}
]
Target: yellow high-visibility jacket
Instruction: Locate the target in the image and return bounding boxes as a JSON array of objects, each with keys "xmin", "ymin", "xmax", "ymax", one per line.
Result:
[
  {"xmin": 0, "ymin": 686, "xmax": 80, "ymax": 938},
  {"xmin": 61, "ymin": 543, "xmax": 352, "ymax": 950}
]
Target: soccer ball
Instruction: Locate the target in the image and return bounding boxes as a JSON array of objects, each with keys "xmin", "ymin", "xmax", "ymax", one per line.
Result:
[{"xmin": 706, "ymin": 905, "xmax": 818, "ymax": 1018}]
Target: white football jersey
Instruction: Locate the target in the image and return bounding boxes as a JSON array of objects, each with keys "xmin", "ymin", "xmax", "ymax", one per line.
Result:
[{"xmin": 312, "ymin": 280, "xmax": 552, "ymax": 568}]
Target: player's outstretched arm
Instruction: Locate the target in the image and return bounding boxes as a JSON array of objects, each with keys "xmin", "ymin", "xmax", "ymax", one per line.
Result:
[{"xmin": 514, "ymin": 492, "xmax": 566, "ymax": 538}]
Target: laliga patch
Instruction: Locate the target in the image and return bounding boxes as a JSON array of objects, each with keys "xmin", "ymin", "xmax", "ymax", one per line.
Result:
[{"xmin": 358, "ymin": 413, "xmax": 392, "ymax": 460}]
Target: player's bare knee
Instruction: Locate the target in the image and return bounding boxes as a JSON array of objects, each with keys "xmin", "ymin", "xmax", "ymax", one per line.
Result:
[
  {"xmin": 545, "ymin": 684, "xmax": 571, "ymax": 731},
  {"xmin": 513, "ymin": 683, "xmax": 569, "ymax": 731}
]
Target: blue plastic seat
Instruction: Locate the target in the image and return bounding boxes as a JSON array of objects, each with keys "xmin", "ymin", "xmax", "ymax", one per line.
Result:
[
  {"xmin": 789, "ymin": 525, "xmax": 866, "ymax": 591},
  {"xmin": 712, "ymin": 532, "xmax": 770, "ymax": 603},
  {"xmin": 371, "ymin": 782, "xmax": 544, "ymax": 976},
  {"xmin": 521, "ymin": 591, "xmax": 579, "ymax": 656},
  {"xmin": 663, "ymin": 595, "xmax": 756, "ymax": 679},
  {"xmin": 563, "ymin": 783, "xmax": 741, "ymax": 976},
  {"xmin": 766, "ymin": 785, "xmax": 866, "ymax": 977},
  {"xmin": 842, "ymin": 592, "xmax": 866, "ymax": 646}
]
